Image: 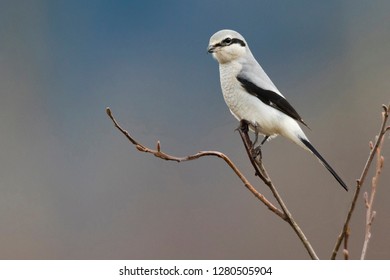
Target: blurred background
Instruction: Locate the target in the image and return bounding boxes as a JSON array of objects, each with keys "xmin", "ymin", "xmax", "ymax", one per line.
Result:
[{"xmin": 0, "ymin": 0, "xmax": 389, "ymax": 259}]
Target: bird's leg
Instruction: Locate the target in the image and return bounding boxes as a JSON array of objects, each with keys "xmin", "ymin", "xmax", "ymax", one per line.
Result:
[
  {"xmin": 252, "ymin": 134, "xmax": 269, "ymax": 156},
  {"xmin": 250, "ymin": 124, "xmax": 263, "ymax": 159},
  {"xmin": 261, "ymin": 135, "xmax": 269, "ymax": 146},
  {"xmin": 236, "ymin": 120, "xmax": 263, "ymax": 159},
  {"xmin": 250, "ymin": 135, "xmax": 269, "ymax": 159},
  {"xmin": 253, "ymin": 131, "xmax": 259, "ymax": 147}
]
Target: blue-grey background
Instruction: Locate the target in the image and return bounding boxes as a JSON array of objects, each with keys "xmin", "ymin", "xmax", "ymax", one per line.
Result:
[{"xmin": 0, "ymin": 0, "xmax": 389, "ymax": 259}]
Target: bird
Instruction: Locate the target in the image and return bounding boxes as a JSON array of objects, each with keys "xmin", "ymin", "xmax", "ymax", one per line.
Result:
[{"xmin": 207, "ymin": 29, "xmax": 348, "ymax": 191}]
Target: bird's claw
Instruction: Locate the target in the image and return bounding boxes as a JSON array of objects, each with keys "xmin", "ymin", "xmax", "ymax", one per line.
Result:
[{"xmin": 250, "ymin": 145, "xmax": 262, "ymax": 160}]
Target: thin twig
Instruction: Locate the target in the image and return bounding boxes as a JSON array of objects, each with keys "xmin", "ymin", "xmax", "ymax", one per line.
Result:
[
  {"xmin": 331, "ymin": 104, "xmax": 390, "ymax": 259},
  {"xmin": 237, "ymin": 120, "xmax": 319, "ymax": 260},
  {"xmin": 343, "ymin": 226, "xmax": 350, "ymax": 260},
  {"xmin": 107, "ymin": 107, "xmax": 320, "ymax": 259},
  {"xmin": 106, "ymin": 107, "xmax": 285, "ymax": 219},
  {"xmin": 361, "ymin": 135, "xmax": 385, "ymax": 259}
]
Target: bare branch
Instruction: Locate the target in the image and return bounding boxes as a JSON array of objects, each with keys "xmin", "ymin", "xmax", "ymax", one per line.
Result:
[
  {"xmin": 107, "ymin": 107, "xmax": 320, "ymax": 259},
  {"xmin": 343, "ymin": 226, "xmax": 350, "ymax": 260},
  {"xmin": 106, "ymin": 107, "xmax": 285, "ymax": 219},
  {"xmin": 331, "ymin": 103, "xmax": 390, "ymax": 259},
  {"xmin": 361, "ymin": 135, "xmax": 385, "ymax": 259},
  {"xmin": 237, "ymin": 120, "xmax": 319, "ymax": 260}
]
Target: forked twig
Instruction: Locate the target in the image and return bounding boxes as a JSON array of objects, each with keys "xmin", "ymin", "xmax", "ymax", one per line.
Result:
[
  {"xmin": 106, "ymin": 107, "xmax": 284, "ymax": 219},
  {"xmin": 343, "ymin": 226, "xmax": 350, "ymax": 260},
  {"xmin": 108, "ymin": 103, "xmax": 389, "ymax": 259},
  {"xmin": 237, "ymin": 120, "xmax": 318, "ymax": 260},
  {"xmin": 331, "ymin": 104, "xmax": 390, "ymax": 259},
  {"xmin": 106, "ymin": 107, "xmax": 319, "ymax": 259},
  {"xmin": 361, "ymin": 135, "xmax": 385, "ymax": 259}
]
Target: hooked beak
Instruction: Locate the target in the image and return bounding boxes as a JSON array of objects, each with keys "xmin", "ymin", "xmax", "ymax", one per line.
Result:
[{"xmin": 207, "ymin": 44, "xmax": 216, "ymax": 53}]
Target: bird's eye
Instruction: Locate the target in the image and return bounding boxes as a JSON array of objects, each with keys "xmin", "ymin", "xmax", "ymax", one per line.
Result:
[{"xmin": 223, "ymin": 37, "xmax": 232, "ymax": 45}]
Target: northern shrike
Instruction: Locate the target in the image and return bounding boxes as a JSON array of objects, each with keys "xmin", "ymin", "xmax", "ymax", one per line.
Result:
[{"xmin": 208, "ymin": 29, "xmax": 348, "ymax": 191}]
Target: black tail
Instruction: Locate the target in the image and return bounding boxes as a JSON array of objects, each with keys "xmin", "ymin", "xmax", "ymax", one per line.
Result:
[{"xmin": 300, "ymin": 138, "xmax": 348, "ymax": 191}]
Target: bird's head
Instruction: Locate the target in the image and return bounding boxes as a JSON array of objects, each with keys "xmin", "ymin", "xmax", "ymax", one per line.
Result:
[{"xmin": 208, "ymin": 29, "xmax": 248, "ymax": 64}]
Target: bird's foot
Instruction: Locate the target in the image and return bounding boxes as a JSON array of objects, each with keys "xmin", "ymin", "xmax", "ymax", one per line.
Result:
[{"xmin": 250, "ymin": 144, "xmax": 262, "ymax": 160}]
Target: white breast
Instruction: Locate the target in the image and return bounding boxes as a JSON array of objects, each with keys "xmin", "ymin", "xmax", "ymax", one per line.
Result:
[{"xmin": 218, "ymin": 62, "xmax": 287, "ymax": 137}]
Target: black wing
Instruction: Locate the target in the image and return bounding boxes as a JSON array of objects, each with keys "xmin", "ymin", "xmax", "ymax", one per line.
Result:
[{"xmin": 237, "ymin": 76, "xmax": 309, "ymax": 128}]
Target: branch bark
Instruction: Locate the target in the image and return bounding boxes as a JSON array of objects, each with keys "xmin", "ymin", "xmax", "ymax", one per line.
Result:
[
  {"xmin": 237, "ymin": 120, "xmax": 318, "ymax": 260},
  {"xmin": 331, "ymin": 104, "xmax": 390, "ymax": 259},
  {"xmin": 106, "ymin": 107, "xmax": 284, "ymax": 219},
  {"xmin": 106, "ymin": 107, "xmax": 318, "ymax": 259},
  {"xmin": 360, "ymin": 134, "xmax": 385, "ymax": 259}
]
